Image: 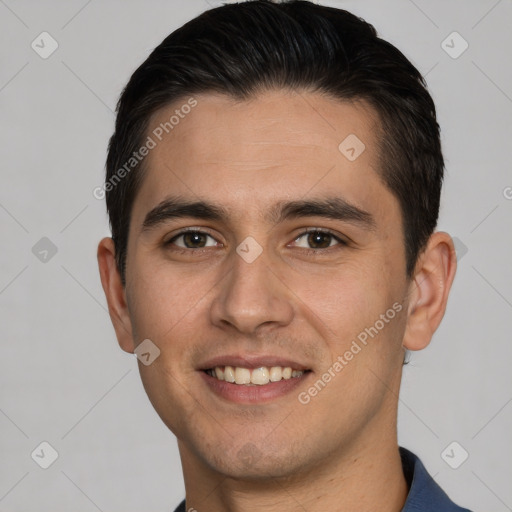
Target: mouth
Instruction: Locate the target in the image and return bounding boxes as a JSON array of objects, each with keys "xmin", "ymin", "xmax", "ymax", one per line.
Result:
[
  {"xmin": 199, "ymin": 356, "xmax": 313, "ymax": 404},
  {"xmin": 204, "ymin": 365, "xmax": 310, "ymax": 386}
]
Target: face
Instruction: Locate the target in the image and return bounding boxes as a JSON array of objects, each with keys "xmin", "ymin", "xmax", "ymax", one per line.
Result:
[{"xmin": 119, "ymin": 90, "xmax": 413, "ymax": 479}]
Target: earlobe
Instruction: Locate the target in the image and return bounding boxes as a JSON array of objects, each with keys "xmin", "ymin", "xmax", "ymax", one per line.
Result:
[
  {"xmin": 97, "ymin": 237, "xmax": 135, "ymax": 353},
  {"xmin": 403, "ymin": 232, "xmax": 457, "ymax": 351}
]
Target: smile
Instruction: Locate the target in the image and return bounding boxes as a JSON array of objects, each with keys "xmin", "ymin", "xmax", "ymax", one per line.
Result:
[{"xmin": 205, "ymin": 365, "xmax": 307, "ymax": 386}]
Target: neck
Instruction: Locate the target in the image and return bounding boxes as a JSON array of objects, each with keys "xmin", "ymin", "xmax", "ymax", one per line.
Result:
[{"xmin": 178, "ymin": 420, "xmax": 408, "ymax": 512}]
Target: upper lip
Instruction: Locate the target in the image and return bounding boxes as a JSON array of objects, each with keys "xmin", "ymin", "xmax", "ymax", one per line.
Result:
[{"xmin": 199, "ymin": 354, "xmax": 310, "ymax": 371}]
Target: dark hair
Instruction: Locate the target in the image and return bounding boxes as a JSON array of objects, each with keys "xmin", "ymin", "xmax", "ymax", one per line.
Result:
[{"xmin": 105, "ymin": 0, "xmax": 443, "ymax": 283}]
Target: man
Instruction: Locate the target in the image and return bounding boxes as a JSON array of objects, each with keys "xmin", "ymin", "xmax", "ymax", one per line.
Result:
[{"xmin": 97, "ymin": 1, "xmax": 472, "ymax": 510}]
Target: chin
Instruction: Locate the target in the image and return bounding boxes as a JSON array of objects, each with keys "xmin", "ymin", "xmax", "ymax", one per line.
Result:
[{"xmin": 190, "ymin": 437, "xmax": 313, "ymax": 481}]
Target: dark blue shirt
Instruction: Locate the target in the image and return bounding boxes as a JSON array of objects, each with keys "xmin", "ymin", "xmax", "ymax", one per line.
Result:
[{"xmin": 172, "ymin": 446, "xmax": 472, "ymax": 512}]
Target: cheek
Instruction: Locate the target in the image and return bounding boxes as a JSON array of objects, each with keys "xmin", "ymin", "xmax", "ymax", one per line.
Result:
[
  {"xmin": 292, "ymin": 262, "xmax": 400, "ymax": 345},
  {"xmin": 295, "ymin": 266, "xmax": 407, "ymax": 424},
  {"xmin": 126, "ymin": 254, "xmax": 215, "ymax": 348},
  {"xmin": 125, "ymin": 263, "xmax": 218, "ymax": 430}
]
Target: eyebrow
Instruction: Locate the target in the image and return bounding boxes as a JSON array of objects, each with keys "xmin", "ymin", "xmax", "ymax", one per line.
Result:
[{"xmin": 141, "ymin": 195, "xmax": 376, "ymax": 232}]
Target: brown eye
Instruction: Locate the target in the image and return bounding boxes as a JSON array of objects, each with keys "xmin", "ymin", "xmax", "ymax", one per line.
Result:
[
  {"xmin": 293, "ymin": 230, "xmax": 343, "ymax": 250},
  {"xmin": 306, "ymin": 231, "xmax": 333, "ymax": 249},
  {"xmin": 167, "ymin": 231, "xmax": 218, "ymax": 249}
]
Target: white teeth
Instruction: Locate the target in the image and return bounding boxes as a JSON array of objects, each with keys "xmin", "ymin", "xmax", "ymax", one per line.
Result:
[
  {"xmin": 206, "ymin": 365, "xmax": 305, "ymax": 385},
  {"xmin": 251, "ymin": 367, "xmax": 270, "ymax": 385},
  {"xmin": 224, "ymin": 365, "xmax": 235, "ymax": 383},
  {"xmin": 235, "ymin": 367, "xmax": 251, "ymax": 385},
  {"xmin": 269, "ymin": 366, "xmax": 282, "ymax": 382}
]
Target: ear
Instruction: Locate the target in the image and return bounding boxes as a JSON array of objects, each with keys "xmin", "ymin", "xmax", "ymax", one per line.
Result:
[
  {"xmin": 403, "ymin": 232, "xmax": 457, "ymax": 351},
  {"xmin": 97, "ymin": 237, "xmax": 135, "ymax": 353}
]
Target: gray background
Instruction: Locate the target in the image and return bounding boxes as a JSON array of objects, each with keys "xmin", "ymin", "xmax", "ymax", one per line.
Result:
[{"xmin": 0, "ymin": 0, "xmax": 511, "ymax": 510}]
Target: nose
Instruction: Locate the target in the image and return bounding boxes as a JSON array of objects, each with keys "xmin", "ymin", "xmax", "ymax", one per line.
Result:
[{"xmin": 209, "ymin": 247, "xmax": 294, "ymax": 335}]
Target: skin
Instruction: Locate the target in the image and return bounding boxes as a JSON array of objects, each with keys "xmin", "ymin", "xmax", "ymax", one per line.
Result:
[{"xmin": 98, "ymin": 89, "xmax": 457, "ymax": 512}]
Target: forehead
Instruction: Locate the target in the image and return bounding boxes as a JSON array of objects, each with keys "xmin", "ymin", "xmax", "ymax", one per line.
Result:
[{"xmin": 132, "ymin": 89, "xmax": 393, "ymax": 224}]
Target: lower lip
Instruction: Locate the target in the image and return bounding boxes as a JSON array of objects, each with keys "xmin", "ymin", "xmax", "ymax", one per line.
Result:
[{"xmin": 200, "ymin": 371, "xmax": 311, "ymax": 404}]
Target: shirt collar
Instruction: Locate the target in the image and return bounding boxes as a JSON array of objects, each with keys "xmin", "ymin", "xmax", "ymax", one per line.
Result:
[{"xmin": 400, "ymin": 446, "xmax": 471, "ymax": 511}]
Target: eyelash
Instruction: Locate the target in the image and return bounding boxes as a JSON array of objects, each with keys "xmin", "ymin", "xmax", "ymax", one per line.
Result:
[{"xmin": 164, "ymin": 228, "xmax": 347, "ymax": 255}]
